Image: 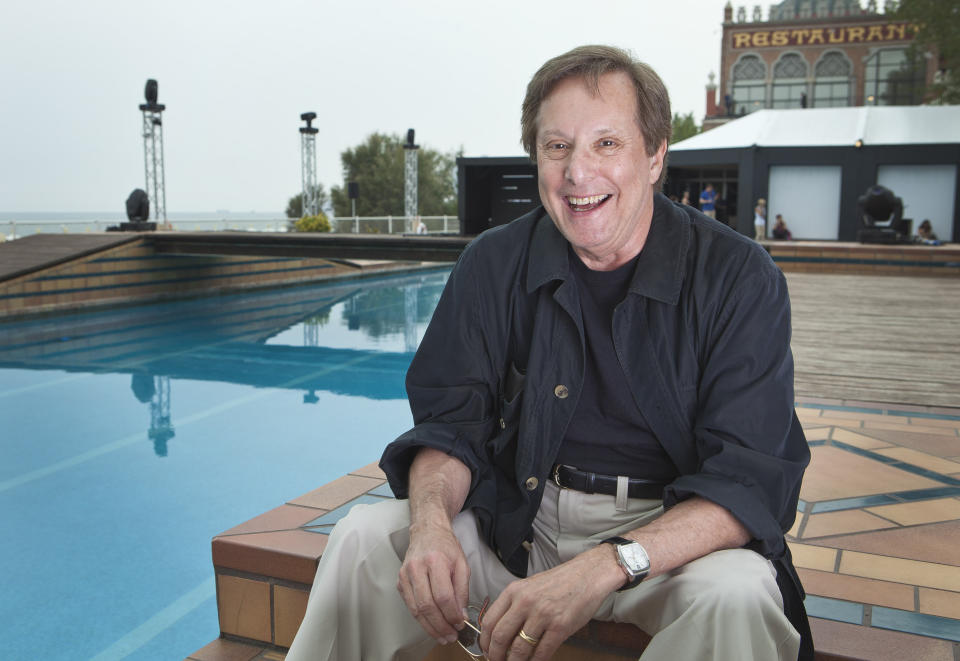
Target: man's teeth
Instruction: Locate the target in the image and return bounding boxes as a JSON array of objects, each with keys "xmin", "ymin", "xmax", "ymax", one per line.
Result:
[{"xmin": 567, "ymin": 195, "xmax": 609, "ymax": 205}]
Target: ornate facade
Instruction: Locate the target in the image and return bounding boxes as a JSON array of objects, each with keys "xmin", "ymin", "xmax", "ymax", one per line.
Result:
[{"xmin": 704, "ymin": 0, "xmax": 937, "ymax": 129}]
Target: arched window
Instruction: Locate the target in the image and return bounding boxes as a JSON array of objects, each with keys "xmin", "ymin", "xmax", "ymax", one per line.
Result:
[
  {"xmin": 731, "ymin": 54, "xmax": 767, "ymax": 114},
  {"xmin": 813, "ymin": 52, "xmax": 852, "ymax": 107},
  {"xmin": 772, "ymin": 53, "xmax": 808, "ymax": 109},
  {"xmin": 864, "ymin": 48, "xmax": 925, "ymax": 106}
]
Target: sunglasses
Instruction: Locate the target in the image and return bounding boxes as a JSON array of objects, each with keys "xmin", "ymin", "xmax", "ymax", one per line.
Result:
[{"xmin": 456, "ymin": 597, "xmax": 489, "ymax": 659}]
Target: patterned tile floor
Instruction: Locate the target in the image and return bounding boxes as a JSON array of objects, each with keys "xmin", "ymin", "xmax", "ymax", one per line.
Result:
[
  {"xmin": 789, "ymin": 397, "xmax": 960, "ymax": 659},
  {"xmin": 190, "ymin": 397, "xmax": 960, "ymax": 660}
]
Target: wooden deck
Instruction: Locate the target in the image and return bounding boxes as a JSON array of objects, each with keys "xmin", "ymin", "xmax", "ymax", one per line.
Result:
[
  {"xmin": 787, "ymin": 271, "xmax": 960, "ymax": 409},
  {"xmin": 0, "ymin": 233, "xmax": 139, "ymax": 282}
]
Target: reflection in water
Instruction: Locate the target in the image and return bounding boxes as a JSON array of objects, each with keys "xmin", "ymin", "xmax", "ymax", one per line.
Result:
[
  {"xmin": 0, "ymin": 269, "xmax": 449, "ymax": 457},
  {"xmin": 131, "ymin": 373, "xmax": 176, "ymax": 456}
]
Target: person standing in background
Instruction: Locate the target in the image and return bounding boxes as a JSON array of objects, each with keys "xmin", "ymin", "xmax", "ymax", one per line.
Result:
[
  {"xmin": 699, "ymin": 183, "xmax": 716, "ymax": 218},
  {"xmin": 754, "ymin": 198, "xmax": 767, "ymax": 241}
]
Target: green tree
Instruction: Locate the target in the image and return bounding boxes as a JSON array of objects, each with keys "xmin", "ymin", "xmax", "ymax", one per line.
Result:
[
  {"xmin": 892, "ymin": 0, "xmax": 960, "ymax": 104},
  {"xmin": 670, "ymin": 112, "xmax": 700, "ymax": 144},
  {"xmin": 285, "ymin": 185, "xmax": 330, "ymax": 219},
  {"xmin": 294, "ymin": 213, "xmax": 332, "ymax": 232},
  {"xmin": 329, "ymin": 132, "xmax": 458, "ymax": 217}
]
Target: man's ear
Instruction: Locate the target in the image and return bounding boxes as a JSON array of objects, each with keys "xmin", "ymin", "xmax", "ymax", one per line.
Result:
[{"xmin": 649, "ymin": 139, "xmax": 668, "ymax": 181}]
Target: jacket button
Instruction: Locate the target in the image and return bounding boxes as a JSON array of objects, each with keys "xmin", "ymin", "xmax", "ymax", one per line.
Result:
[
  {"xmin": 554, "ymin": 384, "xmax": 569, "ymax": 399},
  {"xmin": 525, "ymin": 476, "xmax": 539, "ymax": 490},
  {"xmin": 499, "ymin": 417, "xmax": 506, "ymax": 429}
]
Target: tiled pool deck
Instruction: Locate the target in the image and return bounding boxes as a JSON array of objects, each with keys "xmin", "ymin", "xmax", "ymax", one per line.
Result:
[{"xmin": 190, "ymin": 396, "xmax": 960, "ymax": 661}]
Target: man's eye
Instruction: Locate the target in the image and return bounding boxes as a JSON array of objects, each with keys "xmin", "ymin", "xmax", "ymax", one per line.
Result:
[
  {"xmin": 599, "ymin": 139, "xmax": 617, "ymax": 148},
  {"xmin": 541, "ymin": 143, "xmax": 568, "ymax": 158}
]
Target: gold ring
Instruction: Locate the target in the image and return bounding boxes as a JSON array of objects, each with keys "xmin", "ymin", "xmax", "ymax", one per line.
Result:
[{"xmin": 518, "ymin": 629, "xmax": 540, "ymax": 646}]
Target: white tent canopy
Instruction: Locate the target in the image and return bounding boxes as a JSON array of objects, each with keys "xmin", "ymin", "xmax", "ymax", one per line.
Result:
[{"xmin": 671, "ymin": 106, "xmax": 960, "ymax": 151}]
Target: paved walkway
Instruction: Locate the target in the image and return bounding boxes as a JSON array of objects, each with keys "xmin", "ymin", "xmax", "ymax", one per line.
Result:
[{"xmin": 788, "ymin": 272, "xmax": 960, "ymax": 409}]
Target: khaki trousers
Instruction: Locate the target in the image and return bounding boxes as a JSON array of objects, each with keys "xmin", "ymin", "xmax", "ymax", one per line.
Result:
[{"xmin": 286, "ymin": 481, "xmax": 800, "ymax": 661}]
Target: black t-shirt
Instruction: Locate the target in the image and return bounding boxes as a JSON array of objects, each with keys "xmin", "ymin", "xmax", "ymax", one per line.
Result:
[{"xmin": 555, "ymin": 248, "xmax": 680, "ymax": 481}]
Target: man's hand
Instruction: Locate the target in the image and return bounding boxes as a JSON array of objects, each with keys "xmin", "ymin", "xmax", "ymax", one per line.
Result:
[
  {"xmin": 397, "ymin": 516, "xmax": 470, "ymax": 644},
  {"xmin": 399, "ymin": 447, "xmax": 473, "ymax": 645},
  {"xmin": 478, "ymin": 545, "xmax": 624, "ymax": 661}
]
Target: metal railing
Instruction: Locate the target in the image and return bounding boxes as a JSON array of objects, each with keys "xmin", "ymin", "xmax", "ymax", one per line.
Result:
[{"xmin": 1, "ymin": 215, "xmax": 460, "ymax": 241}]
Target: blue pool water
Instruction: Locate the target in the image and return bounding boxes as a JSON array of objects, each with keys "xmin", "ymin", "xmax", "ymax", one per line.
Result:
[{"xmin": 0, "ymin": 267, "xmax": 450, "ymax": 660}]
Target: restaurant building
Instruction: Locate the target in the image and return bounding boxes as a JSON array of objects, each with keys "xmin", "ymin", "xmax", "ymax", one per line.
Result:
[{"xmin": 704, "ymin": 0, "xmax": 939, "ymax": 130}]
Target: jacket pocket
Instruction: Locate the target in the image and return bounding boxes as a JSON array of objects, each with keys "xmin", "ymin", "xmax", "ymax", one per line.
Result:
[{"xmin": 487, "ymin": 362, "xmax": 526, "ymax": 476}]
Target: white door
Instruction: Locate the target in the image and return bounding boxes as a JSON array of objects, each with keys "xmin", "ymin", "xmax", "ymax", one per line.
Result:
[
  {"xmin": 768, "ymin": 165, "xmax": 842, "ymax": 240},
  {"xmin": 877, "ymin": 164, "xmax": 957, "ymax": 241}
]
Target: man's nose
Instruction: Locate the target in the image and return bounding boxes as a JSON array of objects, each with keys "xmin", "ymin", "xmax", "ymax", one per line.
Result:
[{"xmin": 564, "ymin": 145, "xmax": 596, "ymax": 184}]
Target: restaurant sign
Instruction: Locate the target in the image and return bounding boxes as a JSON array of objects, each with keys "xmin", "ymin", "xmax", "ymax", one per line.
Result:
[{"xmin": 732, "ymin": 22, "xmax": 915, "ymax": 48}]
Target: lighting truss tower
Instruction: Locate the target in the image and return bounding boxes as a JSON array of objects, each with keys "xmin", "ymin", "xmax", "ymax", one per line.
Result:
[
  {"xmin": 300, "ymin": 112, "xmax": 319, "ymax": 217},
  {"xmin": 404, "ymin": 129, "xmax": 419, "ymax": 233},
  {"xmin": 138, "ymin": 79, "xmax": 167, "ymax": 222},
  {"xmin": 149, "ymin": 376, "xmax": 174, "ymax": 456}
]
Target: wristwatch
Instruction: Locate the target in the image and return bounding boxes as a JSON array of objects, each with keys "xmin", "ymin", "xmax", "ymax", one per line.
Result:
[{"xmin": 601, "ymin": 536, "xmax": 650, "ymax": 590}]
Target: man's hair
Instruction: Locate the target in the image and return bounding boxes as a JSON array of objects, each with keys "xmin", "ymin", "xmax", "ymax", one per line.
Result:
[{"xmin": 521, "ymin": 45, "xmax": 672, "ymax": 189}]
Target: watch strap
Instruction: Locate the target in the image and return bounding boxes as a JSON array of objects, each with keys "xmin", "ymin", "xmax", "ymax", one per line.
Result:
[{"xmin": 601, "ymin": 536, "xmax": 648, "ymax": 591}]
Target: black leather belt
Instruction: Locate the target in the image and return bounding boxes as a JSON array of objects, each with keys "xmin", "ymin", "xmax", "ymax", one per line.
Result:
[{"xmin": 552, "ymin": 464, "xmax": 666, "ymax": 500}]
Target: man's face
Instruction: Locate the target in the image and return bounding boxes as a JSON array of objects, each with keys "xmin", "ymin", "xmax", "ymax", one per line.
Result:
[{"xmin": 536, "ymin": 71, "xmax": 665, "ymax": 270}]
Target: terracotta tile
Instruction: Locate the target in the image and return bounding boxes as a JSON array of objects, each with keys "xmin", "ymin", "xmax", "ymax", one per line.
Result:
[
  {"xmin": 253, "ymin": 650, "xmax": 287, "ymax": 660},
  {"xmin": 797, "ymin": 568, "xmax": 914, "ymax": 611},
  {"xmin": 906, "ymin": 416, "xmax": 960, "ymax": 430},
  {"xmin": 917, "ymin": 587, "xmax": 960, "ymax": 619},
  {"xmin": 872, "ymin": 447, "xmax": 960, "ymax": 475},
  {"xmin": 288, "ymin": 474, "xmax": 385, "ymax": 510},
  {"xmin": 859, "ymin": 428, "xmax": 960, "ymax": 457},
  {"xmin": 273, "ymin": 585, "xmax": 310, "ymax": 648},
  {"xmin": 820, "ymin": 410, "xmax": 891, "ymax": 424},
  {"xmin": 349, "ymin": 461, "xmax": 387, "ymax": 480},
  {"xmin": 217, "ymin": 504, "xmax": 329, "ymax": 537},
  {"xmin": 800, "ymin": 447, "xmax": 940, "ymax": 502},
  {"xmin": 866, "ymin": 498, "xmax": 960, "ymax": 526},
  {"xmin": 863, "ymin": 420, "xmax": 958, "ymax": 436},
  {"xmin": 840, "ymin": 551, "xmax": 960, "ymax": 592},
  {"xmin": 788, "ymin": 515, "xmax": 802, "ymax": 538},
  {"xmin": 803, "ymin": 426, "xmax": 833, "ymax": 441},
  {"xmin": 801, "ymin": 510, "xmax": 898, "ymax": 539},
  {"xmin": 213, "ymin": 530, "xmax": 328, "ymax": 584},
  {"xmin": 818, "ymin": 520, "xmax": 960, "ymax": 567},
  {"xmin": 830, "ymin": 428, "xmax": 893, "ymax": 450},
  {"xmin": 808, "ymin": 618, "xmax": 954, "ymax": 661},
  {"xmin": 217, "ymin": 575, "xmax": 272, "ymax": 642},
  {"xmin": 797, "ymin": 408, "xmax": 827, "ymax": 424},
  {"xmin": 187, "ymin": 637, "xmax": 264, "ymax": 661},
  {"xmin": 788, "ymin": 542, "xmax": 838, "ymax": 572}
]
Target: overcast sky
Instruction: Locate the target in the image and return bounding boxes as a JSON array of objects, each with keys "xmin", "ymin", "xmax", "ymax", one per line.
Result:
[{"xmin": 1, "ymin": 0, "xmax": 734, "ymax": 214}]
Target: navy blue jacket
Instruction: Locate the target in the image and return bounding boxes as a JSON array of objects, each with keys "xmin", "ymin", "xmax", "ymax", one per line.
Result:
[{"xmin": 381, "ymin": 194, "xmax": 811, "ymax": 651}]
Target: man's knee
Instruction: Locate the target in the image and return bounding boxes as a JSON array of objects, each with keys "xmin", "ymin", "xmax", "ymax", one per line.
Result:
[
  {"xmin": 326, "ymin": 498, "xmax": 412, "ymax": 559},
  {"xmin": 668, "ymin": 549, "xmax": 783, "ymax": 615}
]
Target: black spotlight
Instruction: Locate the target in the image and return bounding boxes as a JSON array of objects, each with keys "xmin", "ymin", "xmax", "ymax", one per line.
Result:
[{"xmin": 857, "ymin": 185, "xmax": 911, "ymax": 244}]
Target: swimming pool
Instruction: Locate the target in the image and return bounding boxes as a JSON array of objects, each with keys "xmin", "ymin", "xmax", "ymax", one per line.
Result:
[{"xmin": 0, "ymin": 267, "xmax": 450, "ymax": 660}]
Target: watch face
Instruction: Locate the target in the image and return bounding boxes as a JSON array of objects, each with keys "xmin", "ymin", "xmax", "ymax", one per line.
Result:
[{"xmin": 619, "ymin": 543, "xmax": 650, "ymax": 576}]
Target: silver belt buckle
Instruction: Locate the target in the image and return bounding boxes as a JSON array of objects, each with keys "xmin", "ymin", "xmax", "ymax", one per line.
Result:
[{"xmin": 553, "ymin": 464, "xmax": 564, "ymax": 488}]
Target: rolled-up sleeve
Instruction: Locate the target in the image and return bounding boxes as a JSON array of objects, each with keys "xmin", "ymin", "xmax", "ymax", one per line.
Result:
[
  {"xmin": 379, "ymin": 242, "xmax": 502, "ymax": 503},
  {"xmin": 664, "ymin": 258, "xmax": 809, "ymax": 558}
]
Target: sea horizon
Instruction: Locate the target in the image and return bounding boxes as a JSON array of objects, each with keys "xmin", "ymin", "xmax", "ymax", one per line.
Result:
[{"xmin": 0, "ymin": 210, "xmax": 286, "ymax": 222}]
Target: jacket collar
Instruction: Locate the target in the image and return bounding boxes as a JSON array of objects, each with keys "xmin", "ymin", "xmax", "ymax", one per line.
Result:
[{"xmin": 526, "ymin": 193, "xmax": 687, "ymax": 305}]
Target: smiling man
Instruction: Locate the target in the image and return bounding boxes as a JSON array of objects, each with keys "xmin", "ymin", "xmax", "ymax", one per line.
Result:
[{"xmin": 286, "ymin": 45, "xmax": 811, "ymax": 661}]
